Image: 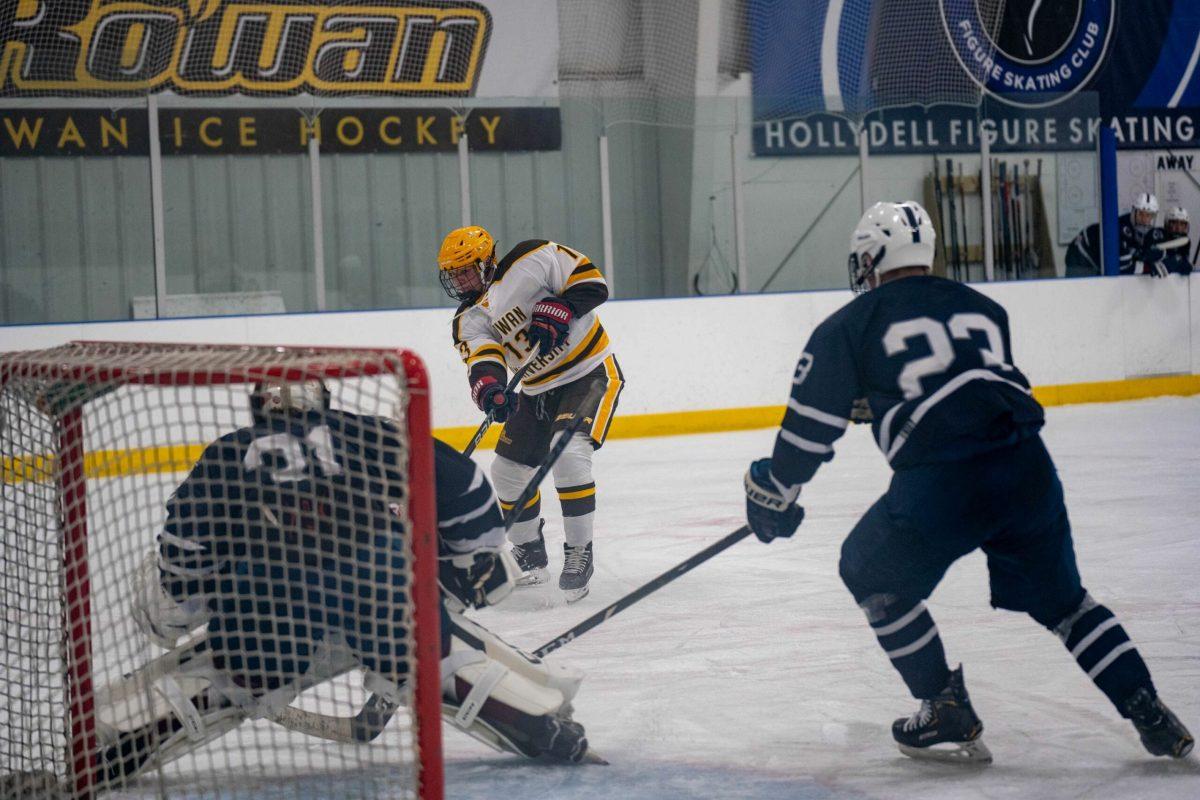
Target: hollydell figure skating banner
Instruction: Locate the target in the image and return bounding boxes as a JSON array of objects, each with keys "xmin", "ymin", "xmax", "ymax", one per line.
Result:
[{"xmin": 751, "ymin": 0, "xmax": 1200, "ymax": 154}]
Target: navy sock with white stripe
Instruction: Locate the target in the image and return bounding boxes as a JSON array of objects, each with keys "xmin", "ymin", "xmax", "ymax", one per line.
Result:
[
  {"xmin": 864, "ymin": 600, "xmax": 952, "ymax": 699},
  {"xmin": 1054, "ymin": 595, "xmax": 1154, "ymax": 716}
]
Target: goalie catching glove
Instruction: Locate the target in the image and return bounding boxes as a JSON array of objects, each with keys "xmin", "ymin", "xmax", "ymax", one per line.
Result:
[
  {"xmin": 744, "ymin": 458, "xmax": 805, "ymax": 543},
  {"xmin": 438, "ymin": 548, "xmax": 518, "ymax": 612}
]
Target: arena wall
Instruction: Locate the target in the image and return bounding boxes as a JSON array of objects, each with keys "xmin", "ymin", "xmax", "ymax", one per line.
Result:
[{"xmin": 2, "ymin": 274, "xmax": 1197, "ymax": 448}]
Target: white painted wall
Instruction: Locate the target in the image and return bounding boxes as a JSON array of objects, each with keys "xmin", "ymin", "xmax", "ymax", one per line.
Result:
[{"xmin": 2, "ymin": 275, "xmax": 1195, "ymax": 431}]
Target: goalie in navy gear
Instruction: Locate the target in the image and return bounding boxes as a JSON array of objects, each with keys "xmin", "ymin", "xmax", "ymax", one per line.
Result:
[
  {"xmin": 744, "ymin": 201, "xmax": 1193, "ymax": 764},
  {"xmin": 116, "ymin": 380, "xmax": 592, "ymax": 785}
]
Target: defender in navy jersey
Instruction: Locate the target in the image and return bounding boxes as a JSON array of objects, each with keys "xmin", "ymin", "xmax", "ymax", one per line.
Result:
[
  {"xmin": 743, "ymin": 201, "xmax": 1192, "ymax": 764},
  {"xmin": 123, "ymin": 380, "xmax": 592, "ymax": 773}
]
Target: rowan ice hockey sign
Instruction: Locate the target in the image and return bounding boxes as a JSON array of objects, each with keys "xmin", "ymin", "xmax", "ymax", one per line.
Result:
[
  {"xmin": 940, "ymin": 0, "xmax": 1116, "ymax": 108},
  {"xmin": 0, "ymin": 0, "xmax": 554, "ymax": 98}
]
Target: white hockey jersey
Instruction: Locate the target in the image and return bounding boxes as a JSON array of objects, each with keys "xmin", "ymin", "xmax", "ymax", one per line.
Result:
[{"xmin": 452, "ymin": 239, "xmax": 612, "ymax": 395}]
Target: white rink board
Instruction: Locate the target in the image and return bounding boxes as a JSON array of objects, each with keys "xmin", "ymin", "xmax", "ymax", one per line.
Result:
[{"xmin": 2, "ymin": 275, "xmax": 1197, "ymax": 433}]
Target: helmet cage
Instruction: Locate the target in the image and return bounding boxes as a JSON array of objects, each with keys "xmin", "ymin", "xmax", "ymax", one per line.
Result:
[
  {"xmin": 848, "ymin": 246, "xmax": 883, "ymax": 294},
  {"xmin": 439, "ymin": 256, "xmax": 494, "ymax": 301}
]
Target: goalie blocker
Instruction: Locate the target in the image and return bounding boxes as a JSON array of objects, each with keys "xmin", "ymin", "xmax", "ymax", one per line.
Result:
[{"xmin": 95, "ymin": 378, "xmax": 595, "ymax": 790}]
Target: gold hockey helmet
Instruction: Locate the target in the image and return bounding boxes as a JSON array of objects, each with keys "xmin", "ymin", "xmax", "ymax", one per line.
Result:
[{"xmin": 438, "ymin": 226, "xmax": 496, "ymax": 300}]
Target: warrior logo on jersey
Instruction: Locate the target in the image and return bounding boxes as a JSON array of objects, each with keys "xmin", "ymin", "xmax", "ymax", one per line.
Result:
[{"xmin": 940, "ymin": 0, "xmax": 1115, "ymax": 108}]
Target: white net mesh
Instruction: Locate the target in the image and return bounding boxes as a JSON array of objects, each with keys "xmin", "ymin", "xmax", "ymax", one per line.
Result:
[
  {"xmin": 1, "ymin": 342, "xmax": 438, "ymax": 799},
  {"xmin": 747, "ymin": 0, "xmax": 1009, "ymax": 121}
]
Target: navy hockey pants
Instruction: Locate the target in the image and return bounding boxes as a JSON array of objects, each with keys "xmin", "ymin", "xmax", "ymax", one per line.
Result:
[{"xmin": 839, "ymin": 434, "xmax": 1086, "ymax": 630}]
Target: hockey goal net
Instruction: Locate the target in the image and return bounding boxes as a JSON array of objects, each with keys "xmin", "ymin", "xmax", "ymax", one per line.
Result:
[{"xmin": 1, "ymin": 342, "xmax": 441, "ymax": 799}]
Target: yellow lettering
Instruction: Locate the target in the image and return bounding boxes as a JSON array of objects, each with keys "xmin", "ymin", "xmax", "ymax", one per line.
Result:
[
  {"xmin": 99, "ymin": 116, "xmax": 128, "ymax": 148},
  {"xmin": 57, "ymin": 116, "xmax": 85, "ymax": 149},
  {"xmin": 199, "ymin": 116, "xmax": 223, "ymax": 147},
  {"xmin": 300, "ymin": 115, "xmax": 321, "ymax": 145},
  {"xmin": 16, "ymin": 0, "xmax": 39, "ymax": 19},
  {"xmin": 379, "ymin": 116, "xmax": 402, "ymax": 145},
  {"xmin": 120, "ymin": 23, "xmax": 146, "ymax": 70},
  {"xmin": 416, "ymin": 115, "xmax": 436, "ymax": 145},
  {"xmin": 478, "ymin": 115, "xmax": 501, "ymax": 145},
  {"xmin": 238, "ymin": 116, "xmax": 256, "ymax": 147},
  {"xmin": 172, "ymin": 116, "xmax": 183, "ymax": 148},
  {"xmin": 4, "ymin": 116, "xmax": 43, "ymax": 148},
  {"xmin": 450, "ymin": 114, "xmax": 465, "ymax": 145},
  {"xmin": 336, "ymin": 115, "xmax": 363, "ymax": 146}
]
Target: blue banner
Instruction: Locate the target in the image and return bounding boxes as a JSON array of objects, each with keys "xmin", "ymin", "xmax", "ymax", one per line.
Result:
[{"xmin": 751, "ymin": 0, "xmax": 1200, "ymax": 152}]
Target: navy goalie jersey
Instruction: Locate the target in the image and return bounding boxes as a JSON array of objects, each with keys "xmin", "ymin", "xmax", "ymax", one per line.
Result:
[{"xmin": 771, "ymin": 275, "xmax": 1045, "ymax": 493}]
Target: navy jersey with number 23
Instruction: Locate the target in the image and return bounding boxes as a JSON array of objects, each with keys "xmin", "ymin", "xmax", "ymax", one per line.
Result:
[{"xmin": 770, "ymin": 275, "xmax": 1045, "ymax": 494}]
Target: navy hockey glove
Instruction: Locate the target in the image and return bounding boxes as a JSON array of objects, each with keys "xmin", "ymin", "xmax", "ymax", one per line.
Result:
[
  {"xmin": 438, "ymin": 549, "xmax": 516, "ymax": 612},
  {"xmin": 472, "ymin": 375, "xmax": 518, "ymax": 423},
  {"xmin": 744, "ymin": 458, "xmax": 805, "ymax": 543},
  {"xmin": 527, "ymin": 297, "xmax": 573, "ymax": 353}
]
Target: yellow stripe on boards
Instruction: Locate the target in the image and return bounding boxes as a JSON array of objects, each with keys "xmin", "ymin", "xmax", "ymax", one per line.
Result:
[
  {"xmin": 1031, "ymin": 374, "xmax": 1200, "ymax": 407},
  {"xmin": 6, "ymin": 375, "xmax": 1197, "ymax": 482}
]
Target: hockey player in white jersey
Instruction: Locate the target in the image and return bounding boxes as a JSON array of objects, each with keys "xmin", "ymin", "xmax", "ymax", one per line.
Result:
[{"xmin": 439, "ymin": 226, "xmax": 625, "ymax": 602}]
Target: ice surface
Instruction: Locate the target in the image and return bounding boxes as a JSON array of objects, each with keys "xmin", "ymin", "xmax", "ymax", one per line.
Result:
[
  {"xmin": 457, "ymin": 397, "xmax": 1200, "ymax": 799},
  {"xmin": 34, "ymin": 397, "xmax": 1200, "ymax": 798}
]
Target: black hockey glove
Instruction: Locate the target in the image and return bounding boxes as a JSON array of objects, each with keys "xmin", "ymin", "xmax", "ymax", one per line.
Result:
[
  {"xmin": 744, "ymin": 458, "xmax": 805, "ymax": 543},
  {"xmin": 438, "ymin": 549, "xmax": 516, "ymax": 612},
  {"xmin": 471, "ymin": 375, "xmax": 519, "ymax": 423},
  {"xmin": 527, "ymin": 297, "xmax": 573, "ymax": 353}
]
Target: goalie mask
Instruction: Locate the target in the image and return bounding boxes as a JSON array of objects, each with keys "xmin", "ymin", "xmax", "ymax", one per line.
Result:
[
  {"xmin": 250, "ymin": 379, "xmax": 330, "ymax": 421},
  {"xmin": 849, "ymin": 201, "xmax": 936, "ymax": 294},
  {"xmin": 438, "ymin": 226, "xmax": 497, "ymax": 301}
]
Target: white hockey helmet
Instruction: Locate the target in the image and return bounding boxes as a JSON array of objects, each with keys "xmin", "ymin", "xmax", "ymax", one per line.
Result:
[
  {"xmin": 1132, "ymin": 192, "xmax": 1159, "ymax": 232},
  {"xmin": 1165, "ymin": 206, "xmax": 1189, "ymax": 236},
  {"xmin": 849, "ymin": 201, "xmax": 936, "ymax": 293},
  {"xmin": 250, "ymin": 379, "xmax": 330, "ymax": 420}
]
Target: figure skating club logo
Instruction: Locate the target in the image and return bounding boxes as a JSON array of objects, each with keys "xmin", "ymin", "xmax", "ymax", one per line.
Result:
[{"xmin": 940, "ymin": 0, "xmax": 1115, "ymax": 107}]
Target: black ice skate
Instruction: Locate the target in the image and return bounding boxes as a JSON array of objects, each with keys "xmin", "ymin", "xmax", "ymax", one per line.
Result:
[
  {"xmin": 559, "ymin": 542, "xmax": 593, "ymax": 603},
  {"xmin": 1123, "ymin": 688, "xmax": 1194, "ymax": 758},
  {"xmin": 511, "ymin": 521, "xmax": 550, "ymax": 586},
  {"xmin": 893, "ymin": 666, "xmax": 992, "ymax": 764}
]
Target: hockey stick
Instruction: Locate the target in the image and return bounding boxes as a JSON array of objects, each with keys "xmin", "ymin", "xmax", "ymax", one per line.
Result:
[
  {"xmin": 946, "ymin": 159, "xmax": 960, "ymax": 280},
  {"xmin": 932, "ymin": 158, "xmax": 950, "ymax": 275},
  {"xmin": 532, "ymin": 525, "xmax": 754, "ymax": 659},
  {"xmin": 464, "ymin": 350, "xmax": 541, "ymax": 457},
  {"xmin": 958, "ymin": 162, "xmax": 970, "ymax": 280},
  {"xmin": 502, "ymin": 380, "xmax": 607, "ymax": 530},
  {"xmin": 274, "ymin": 380, "xmax": 609, "ymax": 744}
]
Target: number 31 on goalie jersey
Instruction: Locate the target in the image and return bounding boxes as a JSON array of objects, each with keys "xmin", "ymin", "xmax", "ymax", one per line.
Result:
[{"xmin": 243, "ymin": 425, "xmax": 343, "ymax": 484}]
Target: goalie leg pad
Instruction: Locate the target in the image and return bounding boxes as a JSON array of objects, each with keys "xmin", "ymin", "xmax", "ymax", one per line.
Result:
[
  {"xmin": 441, "ymin": 615, "xmax": 590, "ymax": 762},
  {"xmin": 448, "ymin": 610, "xmax": 584, "ymax": 703}
]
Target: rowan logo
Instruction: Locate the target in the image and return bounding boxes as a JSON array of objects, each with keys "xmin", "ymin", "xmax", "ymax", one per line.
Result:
[
  {"xmin": 0, "ymin": 0, "xmax": 491, "ymax": 96},
  {"xmin": 940, "ymin": 0, "xmax": 1114, "ymax": 108}
]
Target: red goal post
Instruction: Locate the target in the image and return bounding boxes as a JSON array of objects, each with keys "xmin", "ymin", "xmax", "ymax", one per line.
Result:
[{"xmin": 0, "ymin": 341, "xmax": 442, "ymax": 800}]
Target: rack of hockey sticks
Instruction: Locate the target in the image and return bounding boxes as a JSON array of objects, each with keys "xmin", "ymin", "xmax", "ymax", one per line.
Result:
[{"xmin": 929, "ymin": 156, "xmax": 1052, "ymax": 282}]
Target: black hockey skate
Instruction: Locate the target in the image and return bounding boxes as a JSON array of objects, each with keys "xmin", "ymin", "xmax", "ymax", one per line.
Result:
[
  {"xmin": 559, "ymin": 542, "xmax": 593, "ymax": 603},
  {"xmin": 511, "ymin": 521, "xmax": 550, "ymax": 586},
  {"xmin": 893, "ymin": 666, "xmax": 992, "ymax": 764},
  {"xmin": 1123, "ymin": 688, "xmax": 1194, "ymax": 758}
]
